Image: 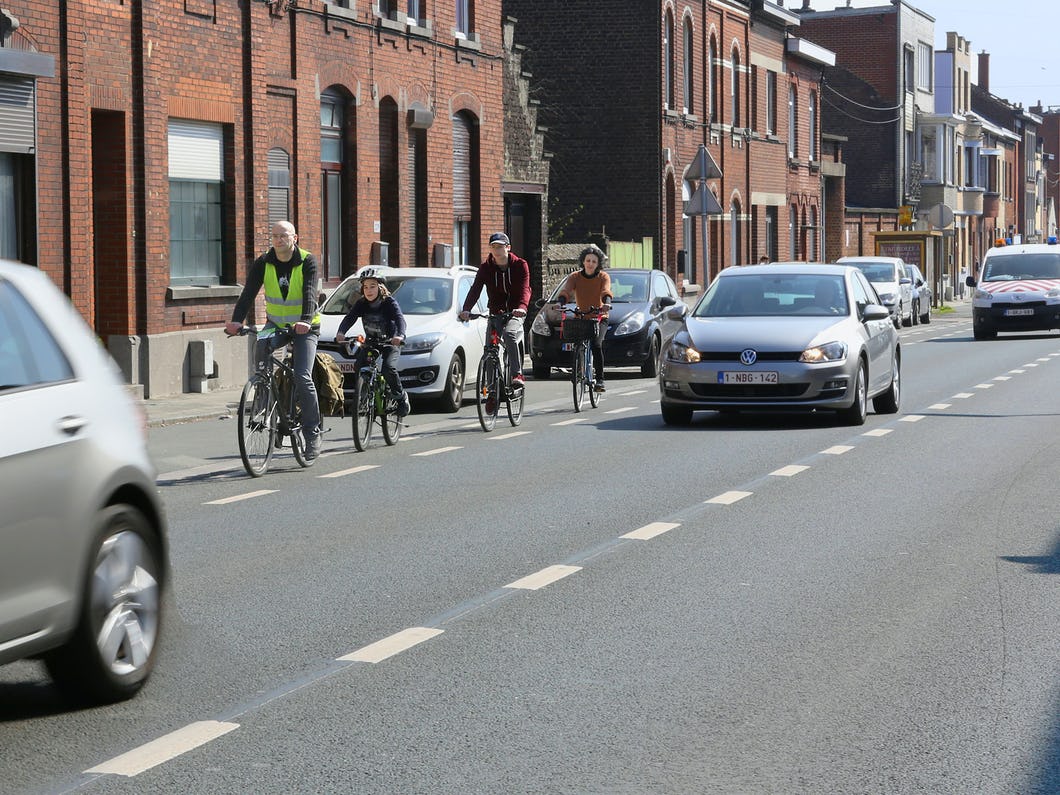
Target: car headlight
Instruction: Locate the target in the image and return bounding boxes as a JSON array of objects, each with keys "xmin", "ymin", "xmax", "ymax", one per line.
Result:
[
  {"xmin": 614, "ymin": 310, "xmax": 647, "ymax": 336},
  {"xmin": 876, "ymin": 292, "xmax": 896, "ymax": 303},
  {"xmin": 666, "ymin": 339, "xmax": 701, "ymax": 363},
  {"xmin": 799, "ymin": 341, "xmax": 847, "ymax": 363},
  {"xmin": 974, "ymin": 288, "xmax": 992, "ymax": 301},
  {"xmin": 531, "ymin": 311, "xmax": 551, "ymax": 335},
  {"xmin": 403, "ymin": 332, "xmax": 445, "ymax": 353},
  {"xmin": 1047, "ymin": 288, "xmax": 1060, "ymax": 299}
]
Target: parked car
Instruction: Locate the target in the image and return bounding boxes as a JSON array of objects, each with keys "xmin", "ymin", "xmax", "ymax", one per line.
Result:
[
  {"xmin": 317, "ymin": 266, "xmax": 488, "ymax": 412},
  {"xmin": 971, "ymin": 239, "xmax": 1060, "ymax": 340},
  {"xmin": 529, "ymin": 268, "xmax": 683, "ymax": 378},
  {"xmin": 905, "ymin": 262, "xmax": 932, "ymax": 324},
  {"xmin": 659, "ymin": 262, "xmax": 900, "ymax": 426},
  {"xmin": 837, "ymin": 255, "xmax": 913, "ymax": 328},
  {"xmin": 0, "ymin": 261, "xmax": 167, "ymax": 703}
]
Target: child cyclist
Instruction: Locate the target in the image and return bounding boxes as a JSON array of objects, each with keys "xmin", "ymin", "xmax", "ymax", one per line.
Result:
[
  {"xmin": 556, "ymin": 244, "xmax": 612, "ymax": 392},
  {"xmin": 335, "ymin": 269, "xmax": 411, "ymax": 417}
]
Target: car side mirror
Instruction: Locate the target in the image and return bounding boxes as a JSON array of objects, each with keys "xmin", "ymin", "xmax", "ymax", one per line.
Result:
[
  {"xmin": 899, "ymin": 277, "xmax": 912, "ymax": 285},
  {"xmin": 862, "ymin": 303, "xmax": 890, "ymax": 322},
  {"xmin": 665, "ymin": 304, "xmax": 687, "ymax": 321},
  {"xmin": 965, "ymin": 276, "xmax": 976, "ymax": 288},
  {"xmin": 659, "ymin": 295, "xmax": 677, "ymax": 308}
]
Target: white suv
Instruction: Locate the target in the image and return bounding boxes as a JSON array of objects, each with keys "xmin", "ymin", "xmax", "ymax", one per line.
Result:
[
  {"xmin": 972, "ymin": 240, "xmax": 1060, "ymax": 340},
  {"xmin": 837, "ymin": 256, "xmax": 913, "ymax": 329},
  {"xmin": 318, "ymin": 266, "xmax": 489, "ymax": 412}
]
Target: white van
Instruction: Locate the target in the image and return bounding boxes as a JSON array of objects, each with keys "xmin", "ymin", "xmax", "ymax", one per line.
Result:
[{"xmin": 971, "ymin": 240, "xmax": 1060, "ymax": 340}]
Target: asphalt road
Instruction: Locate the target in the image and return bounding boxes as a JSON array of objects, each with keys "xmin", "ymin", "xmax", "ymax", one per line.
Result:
[{"xmin": 3, "ymin": 309, "xmax": 1059, "ymax": 794}]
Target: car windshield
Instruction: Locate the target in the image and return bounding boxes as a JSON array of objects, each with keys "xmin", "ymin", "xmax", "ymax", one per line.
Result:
[
  {"xmin": 546, "ymin": 270, "xmax": 650, "ymax": 303},
  {"xmin": 694, "ymin": 273, "xmax": 849, "ymax": 318},
  {"xmin": 321, "ymin": 275, "xmax": 453, "ymax": 316},
  {"xmin": 850, "ymin": 263, "xmax": 898, "ymax": 282},
  {"xmin": 981, "ymin": 253, "xmax": 1060, "ymax": 281}
]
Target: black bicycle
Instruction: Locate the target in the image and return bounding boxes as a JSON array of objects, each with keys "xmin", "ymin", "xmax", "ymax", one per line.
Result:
[
  {"xmin": 231, "ymin": 326, "xmax": 314, "ymax": 477},
  {"xmin": 558, "ymin": 306, "xmax": 607, "ymax": 412},
  {"xmin": 344, "ymin": 334, "xmax": 402, "ymax": 451},
  {"xmin": 466, "ymin": 312, "xmax": 524, "ymax": 432}
]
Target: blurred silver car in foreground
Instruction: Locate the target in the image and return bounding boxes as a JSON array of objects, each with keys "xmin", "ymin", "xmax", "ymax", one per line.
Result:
[
  {"xmin": 0, "ymin": 261, "xmax": 167, "ymax": 703},
  {"xmin": 659, "ymin": 263, "xmax": 900, "ymax": 426}
]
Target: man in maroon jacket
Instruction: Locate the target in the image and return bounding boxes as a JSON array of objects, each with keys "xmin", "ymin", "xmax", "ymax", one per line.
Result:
[{"xmin": 460, "ymin": 232, "xmax": 531, "ymax": 385}]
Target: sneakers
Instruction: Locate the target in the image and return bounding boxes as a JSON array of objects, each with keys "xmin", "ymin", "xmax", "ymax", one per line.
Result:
[
  {"xmin": 595, "ymin": 382, "xmax": 607, "ymax": 393},
  {"xmin": 397, "ymin": 391, "xmax": 411, "ymax": 417},
  {"xmin": 511, "ymin": 373, "xmax": 525, "ymax": 388},
  {"xmin": 304, "ymin": 430, "xmax": 321, "ymax": 461}
]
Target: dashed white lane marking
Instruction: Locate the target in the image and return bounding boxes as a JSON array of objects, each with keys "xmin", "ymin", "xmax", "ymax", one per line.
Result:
[
  {"xmin": 86, "ymin": 721, "xmax": 240, "ymax": 777},
  {"xmin": 339, "ymin": 627, "xmax": 444, "ymax": 663},
  {"xmin": 771, "ymin": 465, "xmax": 809, "ymax": 477},
  {"xmin": 974, "ymin": 383, "xmax": 994, "ymax": 389},
  {"xmin": 900, "ymin": 414, "xmax": 926, "ymax": 422},
  {"xmin": 928, "ymin": 403, "xmax": 951, "ymax": 410},
  {"xmin": 1037, "ymin": 357, "xmax": 1051, "ymax": 362},
  {"xmin": 993, "ymin": 376, "xmax": 1011, "ymax": 381},
  {"xmin": 624, "ymin": 389, "xmax": 649, "ymax": 396},
  {"xmin": 411, "ymin": 446, "xmax": 463, "ymax": 457},
  {"xmin": 488, "ymin": 431, "xmax": 532, "ymax": 441},
  {"xmin": 505, "ymin": 564, "xmax": 581, "ymax": 590},
  {"xmin": 552, "ymin": 417, "xmax": 589, "ymax": 426},
  {"xmin": 621, "ymin": 521, "xmax": 680, "ymax": 540},
  {"xmin": 460, "ymin": 421, "xmax": 482, "ymax": 429},
  {"xmin": 1009, "ymin": 369, "xmax": 1026, "ymax": 374},
  {"xmin": 605, "ymin": 406, "xmax": 636, "ymax": 415},
  {"xmin": 862, "ymin": 428, "xmax": 893, "ymax": 437},
  {"xmin": 822, "ymin": 445, "xmax": 854, "ymax": 455},
  {"xmin": 706, "ymin": 490, "xmax": 752, "ymax": 505},
  {"xmin": 1024, "ymin": 363, "xmax": 1040, "ymax": 368},
  {"xmin": 204, "ymin": 490, "xmax": 276, "ymax": 505},
  {"xmin": 319, "ymin": 464, "xmax": 380, "ymax": 479},
  {"xmin": 952, "ymin": 392, "xmax": 974, "ymax": 399}
]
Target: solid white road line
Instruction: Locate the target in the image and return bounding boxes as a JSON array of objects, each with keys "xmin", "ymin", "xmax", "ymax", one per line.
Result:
[
  {"xmin": 928, "ymin": 403, "xmax": 951, "ymax": 410},
  {"xmin": 862, "ymin": 428, "xmax": 892, "ymax": 437},
  {"xmin": 488, "ymin": 431, "xmax": 532, "ymax": 441},
  {"xmin": 622, "ymin": 521, "xmax": 680, "ymax": 540},
  {"xmin": 318, "ymin": 464, "xmax": 380, "ymax": 479},
  {"xmin": 706, "ymin": 490, "xmax": 752, "ymax": 505},
  {"xmin": 86, "ymin": 721, "xmax": 239, "ymax": 777},
  {"xmin": 505, "ymin": 565, "xmax": 582, "ymax": 590},
  {"xmin": 204, "ymin": 490, "xmax": 276, "ymax": 505},
  {"xmin": 624, "ymin": 389, "xmax": 648, "ymax": 396},
  {"xmin": 821, "ymin": 445, "xmax": 854, "ymax": 455},
  {"xmin": 605, "ymin": 406, "xmax": 636, "ymax": 415},
  {"xmin": 411, "ymin": 446, "xmax": 463, "ymax": 457},
  {"xmin": 552, "ymin": 417, "xmax": 589, "ymax": 426},
  {"xmin": 899, "ymin": 414, "xmax": 926, "ymax": 422},
  {"xmin": 338, "ymin": 627, "xmax": 444, "ymax": 663},
  {"xmin": 461, "ymin": 421, "xmax": 482, "ymax": 429},
  {"xmin": 771, "ymin": 465, "xmax": 809, "ymax": 477}
]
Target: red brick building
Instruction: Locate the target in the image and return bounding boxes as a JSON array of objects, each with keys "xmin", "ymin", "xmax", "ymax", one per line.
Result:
[{"xmin": 7, "ymin": 0, "xmax": 508, "ymax": 396}]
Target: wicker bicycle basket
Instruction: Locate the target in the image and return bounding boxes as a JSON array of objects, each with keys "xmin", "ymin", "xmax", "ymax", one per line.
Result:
[{"xmin": 559, "ymin": 317, "xmax": 599, "ymax": 341}]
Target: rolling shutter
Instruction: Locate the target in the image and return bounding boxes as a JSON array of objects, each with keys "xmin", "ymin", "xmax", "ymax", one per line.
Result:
[
  {"xmin": 267, "ymin": 147, "xmax": 290, "ymax": 227},
  {"xmin": 168, "ymin": 119, "xmax": 223, "ymax": 180},
  {"xmin": 452, "ymin": 114, "xmax": 471, "ymax": 221},
  {"xmin": 0, "ymin": 77, "xmax": 35, "ymax": 154}
]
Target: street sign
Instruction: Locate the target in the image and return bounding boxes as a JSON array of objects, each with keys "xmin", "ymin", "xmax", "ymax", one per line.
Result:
[
  {"xmin": 926, "ymin": 203, "xmax": 954, "ymax": 229},
  {"xmin": 684, "ymin": 144, "xmax": 722, "ymax": 181},
  {"xmin": 684, "ymin": 183, "xmax": 724, "ymax": 216}
]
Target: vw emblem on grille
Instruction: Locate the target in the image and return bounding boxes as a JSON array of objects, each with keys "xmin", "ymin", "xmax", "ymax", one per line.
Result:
[{"xmin": 740, "ymin": 349, "xmax": 758, "ymax": 366}]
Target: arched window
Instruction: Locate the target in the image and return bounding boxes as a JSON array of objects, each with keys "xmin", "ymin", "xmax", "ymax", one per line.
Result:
[
  {"xmin": 379, "ymin": 97, "xmax": 400, "ymax": 265},
  {"xmin": 730, "ymin": 198, "xmax": 742, "ymax": 265},
  {"xmin": 708, "ymin": 36, "xmax": 718, "ymax": 123},
  {"xmin": 809, "ymin": 206, "xmax": 818, "ymax": 260},
  {"xmin": 730, "ymin": 46, "xmax": 741, "ymax": 127},
  {"xmin": 320, "ymin": 87, "xmax": 349, "ymax": 280},
  {"xmin": 664, "ymin": 10, "xmax": 674, "ymax": 110},
  {"xmin": 787, "ymin": 85, "xmax": 798, "ymax": 158},
  {"xmin": 808, "ymin": 91, "xmax": 818, "ymax": 162},
  {"xmin": 789, "ymin": 204, "xmax": 797, "ymax": 259},
  {"xmin": 268, "ymin": 148, "xmax": 290, "ymax": 230},
  {"xmin": 683, "ymin": 18, "xmax": 694, "ymax": 114},
  {"xmin": 452, "ymin": 110, "xmax": 480, "ymax": 267}
]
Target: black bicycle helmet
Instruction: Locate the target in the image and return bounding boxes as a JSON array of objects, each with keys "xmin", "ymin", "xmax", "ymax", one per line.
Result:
[{"xmin": 359, "ymin": 268, "xmax": 387, "ymax": 287}]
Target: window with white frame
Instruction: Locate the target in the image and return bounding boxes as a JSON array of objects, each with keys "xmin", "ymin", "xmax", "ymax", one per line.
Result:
[
  {"xmin": 455, "ymin": 0, "xmax": 472, "ymax": 37},
  {"xmin": 808, "ymin": 91, "xmax": 817, "ymax": 161},
  {"xmin": 766, "ymin": 71, "xmax": 776, "ymax": 135},
  {"xmin": 730, "ymin": 47, "xmax": 741, "ymax": 127},
  {"xmin": 917, "ymin": 42, "xmax": 932, "ymax": 90},
  {"xmin": 920, "ymin": 125, "xmax": 938, "ymax": 182},
  {"xmin": 787, "ymin": 85, "xmax": 798, "ymax": 158},
  {"xmin": 168, "ymin": 119, "xmax": 224, "ymax": 286}
]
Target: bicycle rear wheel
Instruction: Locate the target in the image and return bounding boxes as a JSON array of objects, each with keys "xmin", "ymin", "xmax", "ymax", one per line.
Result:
[
  {"xmin": 476, "ymin": 354, "xmax": 500, "ymax": 432},
  {"xmin": 587, "ymin": 346, "xmax": 600, "ymax": 409},
  {"xmin": 352, "ymin": 371, "xmax": 375, "ymax": 451},
  {"xmin": 237, "ymin": 376, "xmax": 276, "ymax": 477},
  {"xmin": 506, "ymin": 378, "xmax": 524, "ymax": 426},
  {"xmin": 381, "ymin": 387, "xmax": 402, "ymax": 445},
  {"xmin": 572, "ymin": 343, "xmax": 587, "ymax": 412},
  {"xmin": 289, "ymin": 425, "xmax": 315, "ymax": 467}
]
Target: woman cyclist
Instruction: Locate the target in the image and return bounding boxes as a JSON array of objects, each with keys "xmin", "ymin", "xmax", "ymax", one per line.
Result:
[
  {"xmin": 335, "ymin": 269, "xmax": 411, "ymax": 417},
  {"xmin": 556, "ymin": 244, "xmax": 612, "ymax": 392}
]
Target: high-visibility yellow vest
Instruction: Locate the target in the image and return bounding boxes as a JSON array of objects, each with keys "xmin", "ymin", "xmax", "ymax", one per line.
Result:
[{"xmin": 263, "ymin": 249, "xmax": 321, "ymax": 327}]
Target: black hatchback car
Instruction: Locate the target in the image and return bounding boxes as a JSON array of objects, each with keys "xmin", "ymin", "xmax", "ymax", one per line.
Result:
[{"xmin": 528, "ymin": 268, "xmax": 683, "ymax": 378}]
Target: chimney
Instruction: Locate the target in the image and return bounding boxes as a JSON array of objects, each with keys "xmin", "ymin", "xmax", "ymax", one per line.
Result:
[{"xmin": 978, "ymin": 51, "xmax": 990, "ymax": 93}]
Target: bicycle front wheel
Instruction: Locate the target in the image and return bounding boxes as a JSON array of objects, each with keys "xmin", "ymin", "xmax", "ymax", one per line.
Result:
[
  {"xmin": 476, "ymin": 354, "xmax": 500, "ymax": 432},
  {"xmin": 352, "ymin": 371, "xmax": 375, "ymax": 451},
  {"xmin": 381, "ymin": 386, "xmax": 402, "ymax": 446},
  {"xmin": 237, "ymin": 376, "xmax": 276, "ymax": 477},
  {"xmin": 572, "ymin": 343, "xmax": 587, "ymax": 412},
  {"xmin": 587, "ymin": 346, "xmax": 600, "ymax": 409}
]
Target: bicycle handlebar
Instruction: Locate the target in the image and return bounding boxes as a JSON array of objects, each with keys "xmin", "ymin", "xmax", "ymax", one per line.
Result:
[
  {"xmin": 557, "ymin": 306, "xmax": 610, "ymax": 319},
  {"xmin": 462, "ymin": 310, "xmax": 522, "ymax": 322},
  {"xmin": 227, "ymin": 325, "xmax": 298, "ymax": 340}
]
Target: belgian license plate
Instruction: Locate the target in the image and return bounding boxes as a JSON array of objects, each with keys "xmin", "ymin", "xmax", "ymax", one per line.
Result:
[
  {"xmin": 719, "ymin": 371, "xmax": 778, "ymax": 384},
  {"xmin": 561, "ymin": 342, "xmax": 575, "ymax": 352},
  {"xmin": 336, "ymin": 362, "xmax": 358, "ymax": 373},
  {"xmin": 1004, "ymin": 308, "xmax": 1034, "ymax": 316}
]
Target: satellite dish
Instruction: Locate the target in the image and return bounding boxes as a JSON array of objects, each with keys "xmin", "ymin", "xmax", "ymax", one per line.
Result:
[{"xmin": 926, "ymin": 203, "xmax": 954, "ymax": 229}]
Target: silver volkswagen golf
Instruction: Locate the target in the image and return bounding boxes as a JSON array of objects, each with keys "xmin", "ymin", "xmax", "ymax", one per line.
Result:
[
  {"xmin": 659, "ymin": 263, "xmax": 900, "ymax": 426},
  {"xmin": 0, "ymin": 261, "xmax": 167, "ymax": 703}
]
